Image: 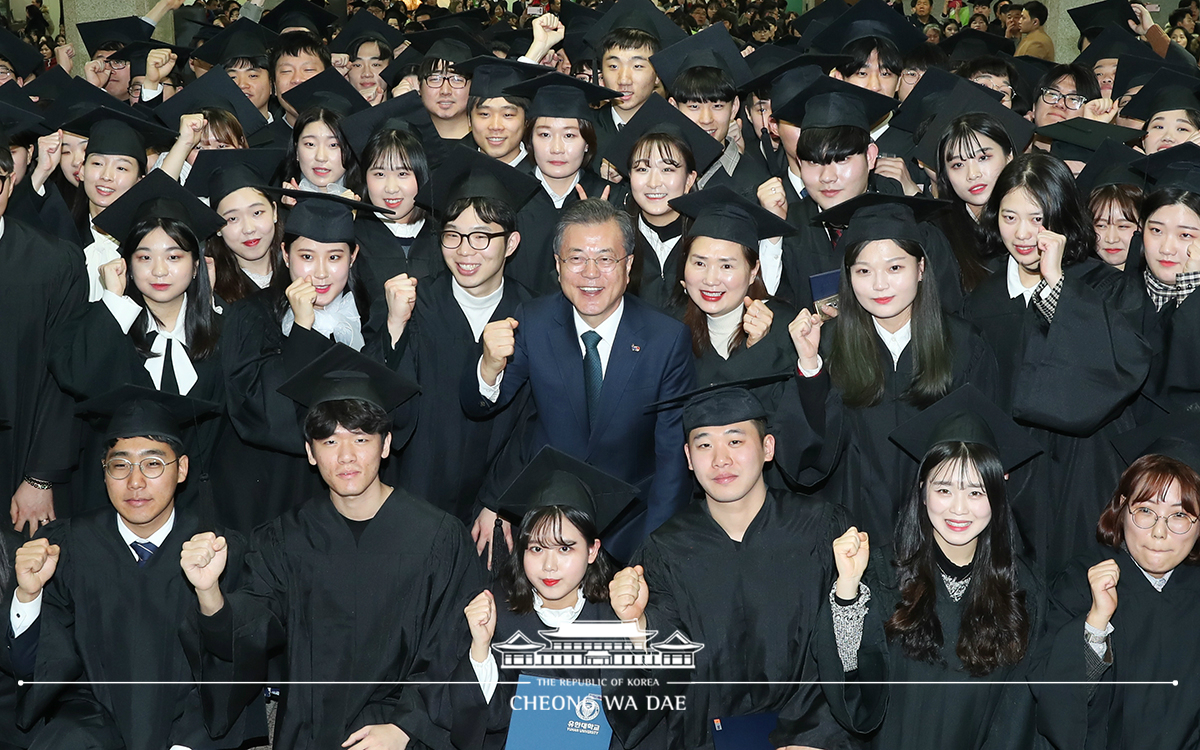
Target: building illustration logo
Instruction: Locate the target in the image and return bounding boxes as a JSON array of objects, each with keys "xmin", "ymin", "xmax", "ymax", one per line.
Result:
[{"xmin": 492, "ymin": 620, "xmax": 704, "ymax": 670}]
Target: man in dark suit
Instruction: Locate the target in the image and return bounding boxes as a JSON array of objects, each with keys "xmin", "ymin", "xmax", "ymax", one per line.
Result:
[{"xmin": 462, "ymin": 198, "xmax": 696, "ymax": 563}]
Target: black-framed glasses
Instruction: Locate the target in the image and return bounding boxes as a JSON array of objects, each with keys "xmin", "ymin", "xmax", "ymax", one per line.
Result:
[
  {"xmin": 423, "ymin": 73, "xmax": 468, "ymax": 89},
  {"xmin": 103, "ymin": 457, "xmax": 178, "ymax": 480},
  {"xmin": 1039, "ymin": 88, "xmax": 1087, "ymax": 110},
  {"xmin": 128, "ymin": 83, "xmax": 143, "ymax": 97},
  {"xmin": 1129, "ymin": 506, "xmax": 1198, "ymax": 535},
  {"xmin": 441, "ymin": 229, "xmax": 507, "ymax": 250},
  {"xmin": 559, "ymin": 252, "xmax": 628, "ymax": 273},
  {"xmin": 105, "ymin": 58, "xmax": 129, "ymax": 70}
]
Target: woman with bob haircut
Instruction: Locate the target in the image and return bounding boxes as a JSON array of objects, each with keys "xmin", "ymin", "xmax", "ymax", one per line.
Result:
[
  {"xmin": 1032, "ymin": 437, "xmax": 1200, "ymax": 750},
  {"xmin": 963, "ymin": 152, "xmax": 1150, "ymax": 576},
  {"xmin": 819, "ymin": 385, "xmax": 1047, "ymax": 749},
  {"xmin": 1089, "ymin": 182, "xmax": 1142, "ymax": 270}
]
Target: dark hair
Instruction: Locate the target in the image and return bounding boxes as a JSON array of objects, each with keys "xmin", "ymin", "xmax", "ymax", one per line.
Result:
[
  {"xmin": 1170, "ymin": 7, "xmax": 1193, "ymax": 26},
  {"xmin": 980, "ymin": 152, "xmax": 1096, "ymax": 264},
  {"xmin": 281, "ymin": 107, "xmax": 358, "ymax": 186},
  {"xmin": 348, "ymin": 127, "xmax": 430, "ymax": 224},
  {"xmin": 1097, "ymin": 454, "xmax": 1200, "ymax": 564},
  {"xmin": 502, "ymin": 504, "xmax": 617, "ymax": 614},
  {"xmin": 885, "ymin": 441, "xmax": 1030, "ymax": 676},
  {"xmin": 207, "ymin": 186, "xmax": 285, "ymax": 304},
  {"xmin": 1022, "ymin": 0, "xmax": 1047, "ymax": 25},
  {"xmin": 677, "ymin": 234, "xmax": 769, "ymax": 357},
  {"xmin": 444, "ymin": 195, "xmax": 517, "ymax": 234},
  {"xmin": 967, "ymin": 11, "xmax": 990, "ymax": 27},
  {"xmin": 903, "ymin": 42, "xmax": 949, "ymax": 73},
  {"xmin": 1089, "ymin": 183, "xmax": 1143, "ymax": 229},
  {"xmin": 105, "ymin": 434, "xmax": 185, "ymax": 460},
  {"xmin": 349, "ymin": 33, "xmax": 394, "ymax": 64},
  {"xmin": 835, "ymin": 36, "xmax": 902, "ymax": 78},
  {"xmin": 1141, "ymin": 187, "xmax": 1200, "ymax": 240},
  {"xmin": 1036, "ymin": 63, "xmax": 1101, "ymax": 103},
  {"xmin": 795, "ymin": 125, "xmax": 871, "ymax": 164},
  {"xmin": 468, "ymin": 94, "xmax": 529, "ymax": 114},
  {"xmin": 953, "ymin": 54, "xmax": 1016, "ymax": 88},
  {"xmin": 555, "ymin": 197, "xmax": 636, "ymax": 258},
  {"xmin": 196, "ymin": 106, "xmax": 249, "ymax": 149},
  {"xmin": 303, "ymin": 399, "xmax": 391, "ymax": 442},
  {"xmin": 0, "ymin": 143, "xmax": 14, "ymax": 175},
  {"xmin": 670, "ymin": 65, "xmax": 737, "ymax": 104},
  {"xmin": 599, "ymin": 27, "xmax": 661, "ymax": 56},
  {"xmin": 829, "ymin": 237, "xmax": 953, "ymax": 409},
  {"xmin": 525, "ymin": 116, "xmax": 599, "ymax": 170},
  {"xmin": 625, "ymin": 133, "xmax": 694, "ymax": 289},
  {"xmin": 269, "ymin": 31, "xmax": 331, "ymax": 80},
  {"xmin": 1144, "ymin": 105, "xmax": 1200, "ymax": 130},
  {"xmin": 225, "ymin": 53, "xmax": 270, "ymax": 71},
  {"xmin": 119, "ymin": 216, "xmax": 221, "ymax": 362}
]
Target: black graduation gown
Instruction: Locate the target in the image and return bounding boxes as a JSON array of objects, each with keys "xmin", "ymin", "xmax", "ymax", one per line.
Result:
[
  {"xmin": 632, "ymin": 490, "xmax": 857, "ymax": 750},
  {"xmin": 1138, "ymin": 279, "xmax": 1200, "ymax": 415},
  {"xmin": 629, "ymin": 218, "xmax": 687, "ymax": 318},
  {"xmin": 46, "ymin": 302, "xmax": 226, "ymax": 518},
  {"xmin": 773, "ymin": 315, "xmax": 1001, "ymax": 542},
  {"xmin": 509, "ymin": 170, "xmax": 628, "ymax": 297},
  {"xmin": 0, "ymin": 527, "xmax": 40, "ymax": 749},
  {"xmin": 373, "ymin": 274, "xmax": 533, "ymax": 526},
  {"xmin": 693, "ymin": 299, "xmax": 799, "ymax": 413},
  {"xmin": 0, "ymin": 220, "xmax": 85, "ymax": 502},
  {"xmin": 353, "ymin": 215, "xmax": 442, "ymax": 305},
  {"xmin": 1030, "ymin": 551, "xmax": 1200, "ymax": 750},
  {"xmin": 185, "ymin": 490, "xmax": 484, "ymax": 750},
  {"xmin": 961, "ymin": 259, "xmax": 1151, "ymax": 575},
  {"xmin": 14, "ymin": 507, "xmax": 262, "ymax": 750}
]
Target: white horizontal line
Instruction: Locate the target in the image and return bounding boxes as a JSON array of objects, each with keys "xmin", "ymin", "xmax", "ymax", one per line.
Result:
[{"xmin": 17, "ymin": 680, "xmax": 1181, "ymax": 687}]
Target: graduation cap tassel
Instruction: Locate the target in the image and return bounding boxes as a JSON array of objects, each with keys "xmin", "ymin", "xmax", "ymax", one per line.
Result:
[
  {"xmin": 488, "ymin": 515, "xmax": 511, "ymax": 583},
  {"xmin": 760, "ymin": 127, "xmax": 785, "ymax": 180}
]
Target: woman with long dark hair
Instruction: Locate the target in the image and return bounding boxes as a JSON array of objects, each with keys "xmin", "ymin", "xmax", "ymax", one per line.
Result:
[
  {"xmin": 280, "ymin": 107, "xmax": 359, "ymax": 196},
  {"xmin": 963, "ymin": 152, "xmax": 1150, "ymax": 576},
  {"xmin": 776, "ymin": 195, "xmax": 1000, "ymax": 543},
  {"xmin": 819, "ymin": 386, "xmax": 1045, "ymax": 749}
]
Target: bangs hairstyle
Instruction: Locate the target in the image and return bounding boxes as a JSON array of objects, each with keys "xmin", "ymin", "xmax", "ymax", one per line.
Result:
[
  {"xmin": 444, "ymin": 195, "xmax": 517, "ymax": 234},
  {"xmin": 628, "ymin": 130, "xmax": 697, "ymax": 175},
  {"xmin": 349, "ymin": 33, "xmax": 394, "ymax": 64},
  {"xmin": 120, "ymin": 216, "xmax": 221, "ymax": 362},
  {"xmin": 980, "ymin": 152, "xmax": 1095, "ymax": 263},
  {"xmin": 206, "ymin": 186, "xmax": 285, "ymax": 304},
  {"xmin": 669, "ymin": 65, "xmax": 738, "ymax": 104},
  {"xmin": 525, "ymin": 116, "xmax": 598, "ymax": 169},
  {"xmin": 902, "ymin": 41, "xmax": 949, "ymax": 74},
  {"xmin": 676, "ymin": 234, "xmax": 769, "ymax": 357},
  {"xmin": 348, "ymin": 127, "xmax": 430, "ymax": 223},
  {"xmin": 830, "ymin": 237, "xmax": 953, "ymax": 409},
  {"xmin": 225, "ymin": 54, "xmax": 270, "ymax": 71},
  {"xmin": 1089, "ymin": 183, "xmax": 1143, "ymax": 227},
  {"xmin": 936, "ymin": 113, "xmax": 1015, "ymax": 199},
  {"xmin": 1141, "ymin": 187, "xmax": 1200, "ymax": 237},
  {"xmin": 600, "ymin": 27, "xmax": 661, "ymax": 56},
  {"xmin": 952, "ymin": 55, "xmax": 1016, "ymax": 87},
  {"xmin": 1036, "ymin": 63, "xmax": 1101, "ymax": 103},
  {"xmin": 501, "ymin": 504, "xmax": 617, "ymax": 615},
  {"xmin": 303, "ymin": 398, "xmax": 391, "ymax": 442},
  {"xmin": 468, "ymin": 94, "xmax": 529, "ymax": 114},
  {"xmin": 886, "ymin": 441, "xmax": 1031, "ymax": 676},
  {"xmin": 281, "ymin": 107, "xmax": 358, "ymax": 185},
  {"xmin": 1098, "ymin": 454, "xmax": 1200, "ymax": 564},
  {"xmin": 196, "ymin": 106, "xmax": 249, "ymax": 149},
  {"xmin": 417, "ymin": 56, "xmax": 462, "ymax": 80},
  {"xmin": 269, "ymin": 30, "xmax": 332, "ymax": 77},
  {"xmin": 835, "ymin": 36, "xmax": 903, "ymax": 78},
  {"xmin": 795, "ymin": 125, "xmax": 872, "ymax": 164},
  {"xmin": 1145, "ymin": 108, "xmax": 1200, "ymax": 131}
]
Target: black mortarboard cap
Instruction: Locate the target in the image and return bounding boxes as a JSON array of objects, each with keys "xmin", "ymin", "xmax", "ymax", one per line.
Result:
[
  {"xmin": 419, "ymin": 144, "xmax": 541, "ymax": 214},
  {"xmin": 488, "ymin": 27, "xmax": 535, "ymax": 59},
  {"xmin": 495, "ymin": 446, "xmax": 640, "ymax": 535},
  {"xmin": 21, "ymin": 66, "xmax": 72, "ymax": 105},
  {"xmin": 43, "ymin": 77, "xmax": 126, "ymax": 131},
  {"xmin": 77, "ymin": 16, "xmax": 154, "ymax": 58},
  {"xmin": 277, "ymin": 342, "xmax": 419, "ymax": 412},
  {"xmin": 889, "ymin": 383, "xmax": 1042, "ymax": 472},
  {"xmin": 1068, "ymin": 0, "xmax": 1137, "ymax": 34},
  {"xmin": 380, "ymin": 45, "xmax": 424, "ymax": 89},
  {"xmin": 1073, "ymin": 24, "xmax": 1152, "ymax": 70},
  {"xmin": 1040, "ymin": 118, "xmax": 1142, "ymax": 162},
  {"xmin": 890, "ymin": 69, "xmax": 1000, "ymax": 134},
  {"xmin": 1111, "ymin": 54, "xmax": 1194, "ymax": 102},
  {"xmin": 67, "ymin": 107, "xmax": 176, "ymax": 168},
  {"xmin": 1119, "ymin": 67, "xmax": 1200, "ymax": 123},
  {"xmin": 330, "ymin": 9, "xmax": 405, "ymax": 54},
  {"xmin": 1001, "ymin": 52, "xmax": 1055, "ymax": 107},
  {"xmin": 282, "ymin": 66, "xmax": 371, "ymax": 117},
  {"xmin": 758, "ymin": 64, "xmax": 825, "ymax": 117},
  {"xmin": 424, "ymin": 7, "xmax": 490, "ymax": 33},
  {"xmin": 1132, "ymin": 141, "xmax": 1200, "ymax": 193},
  {"xmin": 561, "ymin": 29, "xmax": 597, "ymax": 66},
  {"xmin": 454, "ymin": 56, "xmax": 545, "ymax": 100},
  {"xmin": 682, "ymin": 387, "xmax": 769, "ymax": 434},
  {"xmin": 816, "ymin": 193, "xmax": 949, "ymax": 253},
  {"xmin": 0, "ymin": 28, "xmax": 47, "ymax": 79},
  {"xmin": 108, "ymin": 41, "xmax": 192, "ymax": 80},
  {"xmin": 603, "ymin": 94, "xmax": 724, "ymax": 179},
  {"xmin": 188, "ymin": 148, "xmax": 286, "ymax": 206},
  {"xmin": 914, "ymin": 81, "xmax": 1034, "ymax": 167},
  {"xmin": 341, "ymin": 90, "xmax": 443, "ymax": 164},
  {"xmin": 403, "ymin": 27, "xmax": 491, "ymax": 64},
  {"xmin": 1112, "ymin": 413, "xmax": 1200, "ymax": 472},
  {"xmin": 267, "ymin": 188, "xmax": 391, "ymax": 244},
  {"xmin": 190, "ymin": 18, "xmax": 280, "ymax": 66},
  {"xmin": 77, "ymin": 385, "xmax": 220, "ymax": 447},
  {"xmin": 809, "ymin": 0, "xmax": 927, "ymax": 55},
  {"xmin": 503, "ymin": 71, "xmax": 619, "ymax": 122},
  {"xmin": 93, "ymin": 170, "xmax": 226, "ymax": 243},
  {"xmin": 560, "ymin": 0, "xmax": 605, "ymax": 28},
  {"xmin": 650, "ymin": 24, "xmax": 754, "ymax": 94},
  {"xmin": 771, "ymin": 74, "xmax": 897, "ymax": 130},
  {"xmin": 791, "ymin": 0, "xmax": 849, "ymax": 39},
  {"xmin": 1075, "ymin": 138, "xmax": 1145, "ymax": 195},
  {"xmin": 671, "ymin": 185, "xmax": 796, "ymax": 248},
  {"xmin": 154, "ymin": 64, "xmax": 268, "ymax": 136},
  {"xmin": 260, "ymin": 0, "xmax": 337, "ymax": 35},
  {"xmin": 584, "ymin": 0, "xmax": 688, "ymax": 50},
  {"xmin": 0, "ymin": 86, "xmax": 43, "ymax": 139},
  {"xmin": 939, "ymin": 28, "xmax": 1014, "ymax": 62}
]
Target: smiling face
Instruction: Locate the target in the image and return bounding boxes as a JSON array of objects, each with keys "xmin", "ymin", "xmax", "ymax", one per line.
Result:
[
  {"xmin": 470, "ymin": 97, "xmax": 526, "ymax": 162},
  {"xmin": 1093, "ymin": 199, "xmax": 1137, "ymax": 267},
  {"xmin": 82, "ymin": 153, "xmax": 140, "ymax": 213},
  {"xmin": 419, "ymin": 63, "xmax": 471, "ymax": 121},
  {"xmin": 365, "ymin": 151, "xmax": 420, "ymax": 222},
  {"xmin": 849, "ymin": 239, "xmax": 923, "ymax": 330},
  {"xmin": 1123, "ymin": 480, "xmax": 1200, "ymax": 576},
  {"xmin": 799, "ymin": 144, "xmax": 878, "ymax": 211},
  {"xmin": 683, "ymin": 237, "xmax": 759, "ymax": 317},
  {"xmin": 925, "ymin": 457, "xmax": 992, "ymax": 562},
  {"xmin": 944, "ymin": 132, "xmax": 1012, "ymax": 212},
  {"xmin": 296, "ymin": 120, "xmax": 346, "ymax": 188},
  {"xmin": 531, "ymin": 117, "xmax": 589, "ymax": 180},
  {"xmin": 440, "ymin": 204, "xmax": 517, "ymax": 297},
  {"xmin": 1142, "ymin": 202, "xmax": 1200, "ymax": 284},
  {"xmin": 685, "ymin": 419, "xmax": 775, "ymax": 505},
  {"xmin": 305, "ymin": 425, "xmax": 391, "ymax": 503},
  {"xmin": 554, "ymin": 218, "xmax": 632, "ymax": 328},
  {"xmin": 630, "ymin": 141, "xmax": 697, "ymax": 224},
  {"xmin": 284, "ymin": 237, "xmax": 358, "ymax": 307},
  {"xmin": 218, "ymin": 187, "xmax": 277, "ymax": 265},
  {"xmin": 130, "ymin": 226, "xmax": 197, "ymax": 306},
  {"xmin": 522, "ymin": 513, "xmax": 600, "ymax": 609},
  {"xmin": 601, "ymin": 44, "xmax": 659, "ymax": 114},
  {"xmin": 1143, "ymin": 109, "xmax": 1199, "ymax": 154},
  {"xmin": 998, "ymin": 186, "xmax": 1046, "ymax": 276},
  {"xmin": 672, "ymin": 96, "xmax": 740, "ymax": 143}
]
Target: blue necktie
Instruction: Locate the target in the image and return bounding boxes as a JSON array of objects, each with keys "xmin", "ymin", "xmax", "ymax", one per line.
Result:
[
  {"xmin": 131, "ymin": 541, "xmax": 157, "ymax": 567},
  {"xmin": 582, "ymin": 331, "xmax": 603, "ymax": 430}
]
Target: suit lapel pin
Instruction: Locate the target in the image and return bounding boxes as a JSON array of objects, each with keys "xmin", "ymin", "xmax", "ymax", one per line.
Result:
[{"xmin": 631, "ymin": 345, "xmax": 641, "ymax": 352}]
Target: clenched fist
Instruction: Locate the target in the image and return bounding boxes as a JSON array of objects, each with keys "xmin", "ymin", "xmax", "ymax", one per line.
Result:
[
  {"xmin": 385, "ymin": 273, "xmax": 418, "ymax": 345},
  {"xmin": 609, "ymin": 564, "xmax": 649, "ymax": 625},
  {"xmin": 832, "ymin": 527, "xmax": 870, "ymax": 600},
  {"xmin": 1086, "ymin": 558, "xmax": 1120, "ymax": 632},
  {"xmin": 464, "ymin": 589, "xmax": 497, "ymax": 663},
  {"xmin": 181, "ymin": 532, "xmax": 228, "ymax": 615},
  {"xmin": 480, "ymin": 317, "xmax": 518, "ymax": 386},
  {"xmin": 15, "ymin": 538, "xmax": 60, "ymax": 603},
  {"xmin": 742, "ymin": 298, "xmax": 773, "ymax": 347}
]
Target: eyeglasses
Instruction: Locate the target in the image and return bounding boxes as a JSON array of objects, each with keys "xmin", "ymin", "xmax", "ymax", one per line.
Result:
[
  {"xmin": 0, "ymin": 67, "xmax": 15, "ymax": 82},
  {"xmin": 901, "ymin": 68, "xmax": 923, "ymax": 84},
  {"xmin": 105, "ymin": 58, "xmax": 129, "ymax": 70},
  {"xmin": 423, "ymin": 73, "xmax": 468, "ymax": 89},
  {"xmin": 440, "ymin": 229, "xmax": 507, "ymax": 250},
  {"xmin": 1039, "ymin": 88, "xmax": 1088, "ymax": 110},
  {"xmin": 103, "ymin": 457, "xmax": 178, "ymax": 480},
  {"xmin": 1129, "ymin": 506, "xmax": 1198, "ymax": 535},
  {"xmin": 128, "ymin": 83, "xmax": 143, "ymax": 97},
  {"xmin": 559, "ymin": 253, "xmax": 628, "ymax": 273},
  {"xmin": 971, "ymin": 78, "xmax": 1014, "ymax": 104}
]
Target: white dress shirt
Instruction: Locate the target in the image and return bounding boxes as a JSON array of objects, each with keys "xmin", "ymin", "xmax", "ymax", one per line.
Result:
[
  {"xmin": 638, "ymin": 217, "xmax": 682, "ymax": 273},
  {"xmin": 102, "ymin": 291, "xmax": 200, "ymax": 395},
  {"xmin": 384, "ymin": 217, "xmax": 425, "ymax": 240},
  {"xmin": 534, "ymin": 167, "xmax": 581, "ymax": 209}
]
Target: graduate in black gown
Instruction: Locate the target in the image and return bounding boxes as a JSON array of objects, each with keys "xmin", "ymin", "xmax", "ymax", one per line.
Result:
[
  {"xmin": 0, "ymin": 523, "xmax": 40, "ymax": 749},
  {"xmin": 374, "ymin": 147, "xmax": 540, "ymax": 528},
  {"xmin": 182, "ymin": 346, "xmax": 483, "ymax": 750},
  {"xmin": 774, "ymin": 195, "xmax": 1000, "ymax": 543},
  {"xmin": 623, "ymin": 384, "xmax": 854, "ymax": 750},
  {"xmin": 6, "ymin": 387, "xmax": 263, "ymax": 750},
  {"xmin": 47, "ymin": 172, "xmax": 228, "ymax": 518},
  {"xmin": 503, "ymin": 72, "xmax": 628, "ymax": 297},
  {"xmin": 1031, "ymin": 420, "xmax": 1200, "ymax": 750},
  {"xmin": 818, "ymin": 385, "xmax": 1047, "ymax": 750}
]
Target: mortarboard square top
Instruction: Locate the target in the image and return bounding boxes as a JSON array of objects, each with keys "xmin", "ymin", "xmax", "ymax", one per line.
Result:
[
  {"xmin": 495, "ymin": 446, "xmax": 640, "ymax": 536},
  {"xmin": 454, "ymin": 56, "xmax": 546, "ymax": 100},
  {"xmin": 188, "ymin": 148, "xmax": 287, "ymax": 207},
  {"xmin": 603, "ymin": 94, "xmax": 726, "ymax": 179},
  {"xmin": 0, "ymin": 27, "xmax": 48, "ymax": 78},
  {"xmin": 269, "ymin": 188, "xmax": 392, "ymax": 244},
  {"xmin": 419, "ymin": 144, "xmax": 541, "ymax": 215},
  {"xmin": 584, "ymin": 0, "xmax": 689, "ymax": 51},
  {"xmin": 671, "ymin": 185, "xmax": 796, "ymax": 249},
  {"xmin": 190, "ymin": 18, "xmax": 280, "ymax": 66},
  {"xmin": 277, "ymin": 342, "xmax": 420, "ymax": 413},
  {"xmin": 1119, "ymin": 67, "xmax": 1200, "ymax": 124},
  {"xmin": 153, "ymin": 64, "xmax": 268, "ymax": 137},
  {"xmin": 503, "ymin": 71, "xmax": 619, "ymax": 123},
  {"xmin": 808, "ymin": 0, "xmax": 927, "ymax": 55},
  {"xmin": 771, "ymin": 74, "xmax": 897, "ymax": 131},
  {"xmin": 282, "ymin": 67, "xmax": 372, "ymax": 118},
  {"xmin": 77, "ymin": 16, "xmax": 154, "ymax": 58},
  {"xmin": 816, "ymin": 193, "xmax": 949, "ymax": 254},
  {"xmin": 93, "ymin": 170, "xmax": 227, "ymax": 244},
  {"xmin": 650, "ymin": 24, "xmax": 754, "ymax": 95},
  {"xmin": 77, "ymin": 384, "xmax": 220, "ymax": 447}
]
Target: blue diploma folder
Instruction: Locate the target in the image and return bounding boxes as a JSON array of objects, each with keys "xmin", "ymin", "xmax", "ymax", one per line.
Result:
[
  {"xmin": 711, "ymin": 712, "xmax": 779, "ymax": 750},
  {"xmin": 505, "ymin": 675, "xmax": 613, "ymax": 749}
]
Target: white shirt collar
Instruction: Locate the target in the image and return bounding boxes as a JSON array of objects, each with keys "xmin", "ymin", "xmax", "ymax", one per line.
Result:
[
  {"xmin": 533, "ymin": 588, "xmax": 586, "ymax": 628},
  {"xmin": 637, "ymin": 216, "xmax": 683, "ymax": 272},
  {"xmin": 1131, "ymin": 556, "xmax": 1174, "ymax": 591},
  {"xmin": 504, "ymin": 143, "xmax": 529, "ymax": 168},
  {"xmin": 384, "ymin": 216, "xmax": 425, "ymax": 239},
  {"xmin": 534, "ymin": 167, "xmax": 581, "ymax": 209},
  {"xmin": 872, "ymin": 317, "xmax": 912, "ymax": 369},
  {"xmin": 572, "ymin": 297, "xmax": 624, "ymax": 346},
  {"xmin": 786, "ymin": 168, "xmax": 805, "ymax": 201},
  {"xmin": 611, "ymin": 105, "xmax": 630, "ymax": 129},
  {"xmin": 116, "ymin": 508, "xmax": 176, "ymax": 560},
  {"xmin": 1006, "ymin": 255, "xmax": 1038, "ymax": 303}
]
